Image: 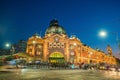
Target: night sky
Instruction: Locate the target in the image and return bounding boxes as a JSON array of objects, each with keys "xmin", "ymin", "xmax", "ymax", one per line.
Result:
[{"xmin": 0, "ymin": 0, "xmax": 120, "ymax": 58}]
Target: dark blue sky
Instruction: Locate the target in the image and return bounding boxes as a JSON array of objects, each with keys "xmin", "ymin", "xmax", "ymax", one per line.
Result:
[{"xmin": 0, "ymin": 0, "xmax": 120, "ymax": 57}]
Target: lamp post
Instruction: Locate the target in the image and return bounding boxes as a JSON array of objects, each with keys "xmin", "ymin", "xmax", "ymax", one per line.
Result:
[
  {"xmin": 99, "ymin": 30, "xmax": 107, "ymax": 38},
  {"xmin": 5, "ymin": 43, "xmax": 10, "ymax": 48},
  {"xmin": 5, "ymin": 43, "xmax": 15, "ymax": 56},
  {"xmin": 5, "ymin": 43, "xmax": 11, "ymax": 55}
]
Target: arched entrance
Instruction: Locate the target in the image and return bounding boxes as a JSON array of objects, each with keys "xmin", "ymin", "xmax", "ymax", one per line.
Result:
[{"xmin": 49, "ymin": 52, "xmax": 65, "ymax": 63}]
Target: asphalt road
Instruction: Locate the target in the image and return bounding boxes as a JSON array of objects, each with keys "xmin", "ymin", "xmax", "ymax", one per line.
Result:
[{"xmin": 0, "ymin": 69, "xmax": 120, "ymax": 80}]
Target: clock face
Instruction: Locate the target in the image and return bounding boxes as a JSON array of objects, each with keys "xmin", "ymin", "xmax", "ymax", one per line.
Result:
[
  {"xmin": 70, "ymin": 51, "xmax": 75, "ymax": 56},
  {"xmin": 54, "ymin": 36, "xmax": 59, "ymax": 42}
]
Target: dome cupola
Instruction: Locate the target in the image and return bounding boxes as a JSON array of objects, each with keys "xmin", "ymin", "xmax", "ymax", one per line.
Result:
[{"xmin": 45, "ymin": 19, "xmax": 66, "ymax": 35}]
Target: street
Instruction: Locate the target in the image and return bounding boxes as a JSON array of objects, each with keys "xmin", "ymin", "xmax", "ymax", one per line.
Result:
[{"xmin": 0, "ymin": 69, "xmax": 120, "ymax": 80}]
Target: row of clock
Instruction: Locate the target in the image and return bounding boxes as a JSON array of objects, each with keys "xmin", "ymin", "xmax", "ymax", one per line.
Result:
[{"xmin": 49, "ymin": 42, "xmax": 65, "ymax": 48}]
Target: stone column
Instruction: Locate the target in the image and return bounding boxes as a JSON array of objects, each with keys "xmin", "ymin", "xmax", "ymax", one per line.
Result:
[
  {"xmin": 32, "ymin": 44, "xmax": 35, "ymax": 56},
  {"xmin": 26, "ymin": 44, "xmax": 28, "ymax": 54},
  {"xmin": 65, "ymin": 40, "xmax": 69, "ymax": 62},
  {"xmin": 80, "ymin": 46, "xmax": 83, "ymax": 63},
  {"xmin": 43, "ymin": 40, "xmax": 48, "ymax": 62}
]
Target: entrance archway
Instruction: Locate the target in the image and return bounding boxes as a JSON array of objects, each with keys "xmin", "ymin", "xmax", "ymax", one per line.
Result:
[{"xmin": 49, "ymin": 52, "xmax": 65, "ymax": 63}]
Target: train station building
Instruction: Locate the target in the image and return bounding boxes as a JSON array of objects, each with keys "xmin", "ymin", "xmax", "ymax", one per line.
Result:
[{"xmin": 26, "ymin": 20, "xmax": 116, "ymax": 65}]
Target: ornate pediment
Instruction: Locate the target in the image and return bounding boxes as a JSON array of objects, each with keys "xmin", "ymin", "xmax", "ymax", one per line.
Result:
[{"xmin": 45, "ymin": 34, "xmax": 68, "ymax": 43}]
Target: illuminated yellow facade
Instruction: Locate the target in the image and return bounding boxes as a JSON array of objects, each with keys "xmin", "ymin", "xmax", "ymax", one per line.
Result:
[{"xmin": 26, "ymin": 20, "xmax": 116, "ymax": 65}]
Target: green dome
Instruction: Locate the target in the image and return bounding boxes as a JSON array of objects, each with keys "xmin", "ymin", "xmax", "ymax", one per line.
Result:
[{"xmin": 45, "ymin": 19, "xmax": 66, "ymax": 35}]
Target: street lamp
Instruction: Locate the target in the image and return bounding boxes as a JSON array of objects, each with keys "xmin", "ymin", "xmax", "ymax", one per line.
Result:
[
  {"xmin": 5, "ymin": 43, "xmax": 15, "ymax": 56},
  {"xmin": 5, "ymin": 43, "xmax": 11, "ymax": 48},
  {"xmin": 99, "ymin": 30, "xmax": 107, "ymax": 38}
]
